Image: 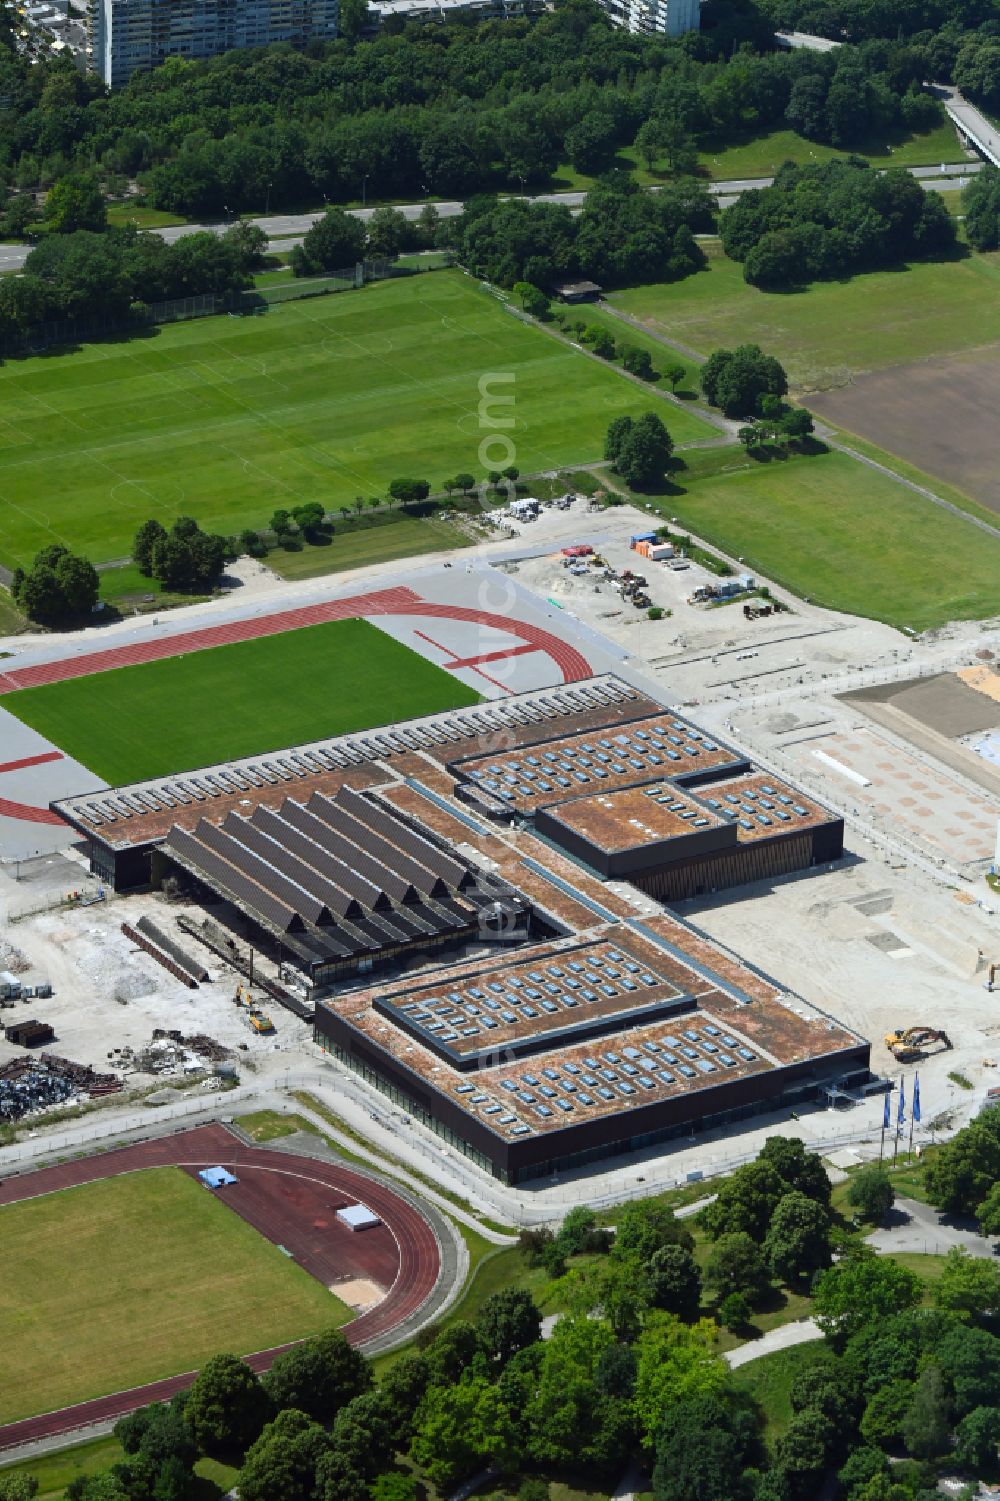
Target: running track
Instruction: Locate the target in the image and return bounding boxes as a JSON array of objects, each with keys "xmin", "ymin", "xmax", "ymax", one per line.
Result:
[
  {"xmin": 0, "ymin": 1124, "xmax": 441, "ymax": 1449},
  {"xmin": 0, "ymin": 585, "xmax": 591, "ymax": 696}
]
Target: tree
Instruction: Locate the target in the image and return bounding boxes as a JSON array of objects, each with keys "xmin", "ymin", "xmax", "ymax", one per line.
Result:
[
  {"xmin": 652, "ymin": 1395, "xmax": 751, "ymax": 1501},
  {"xmin": 703, "ymin": 1160, "xmax": 789, "ymax": 1243},
  {"xmin": 613, "ymin": 411, "xmax": 674, "ymax": 491},
  {"xmin": 44, "ymin": 173, "xmax": 106, "ymax": 234},
  {"xmin": 270, "ymin": 508, "xmax": 293, "ymax": 537},
  {"xmin": 12, "ymin": 545, "xmax": 99, "ymax": 624},
  {"xmin": 115, "ymin": 1403, "xmax": 196, "ymax": 1469},
  {"xmin": 612, "ymin": 1200, "xmax": 693, "ymax": 1262},
  {"xmin": 622, "ymin": 346, "xmax": 656, "ymax": 380},
  {"xmin": 410, "ymin": 1378, "xmax": 515, "ymax": 1491},
  {"xmin": 375, "ymin": 1351, "xmax": 430, "ymax": 1439},
  {"xmin": 701, "ymin": 345, "xmax": 789, "ymax": 419},
  {"xmin": 422, "ymin": 1323, "xmax": 483, "ymax": 1388},
  {"xmin": 979, "ymin": 1182, "xmax": 1000, "ymax": 1238},
  {"xmin": 954, "ymin": 1405, "xmax": 1000, "ymax": 1473},
  {"xmin": 523, "ymin": 1317, "xmax": 632, "ymax": 1474},
  {"xmin": 758, "ymin": 1139, "xmax": 831, "ymax": 1207},
  {"xmin": 665, "ymin": 363, "xmax": 686, "ymax": 391},
  {"xmin": 0, "ymin": 1478, "xmax": 39, "ymax": 1501},
  {"xmin": 292, "ymin": 502, "xmax": 327, "ymax": 540},
  {"xmin": 633, "ymin": 1312, "xmax": 727, "ymax": 1448},
  {"xmin": 262, "ymin": 1330, "xmax": 371, "ymax": 1423},
  {"xmin": 775, "ymin": 1408, "xmax": 835, "ymax": 1487},
  {"xmin": 453, "ymin": 473, "xmax": 475, "ymax": 494},
  {"xmin": 331, "ymin": 1392, "xmax": 396, "ymax": 1480},
  {"xmin": 476, "ymin": 1288, "xmax": 541, "ymax": 1366},
  {"xmin": 704, "ymin": 1233, "xmax": 770, "ymax": 1303},
  {"xmin": 848, "ymin": 1167, "xmax": 894, "ymax": 1224},
  {"xmin": 933, "ymin": 1248, "xmax": 1000, "ymax": 1318},
  {"xmin": 781, "ymin": 408, "xmax": 814, "ymax": 444},
  {"xmin": 183, "ymin": 1354, "xmax": 271, "ymax": 1457},
  {"xmin": 925, "ymin": 1122, "xmax": 1000, "ymax": 1217},
  {"xmin": 366, "ymin": 206, "xmax": 411, "ymax": 258},
  {"xmin": 512, "ymin": 281, "xmax": 550, "ymax": 319},
  {"xmin": 558, "ymin": 1206, "xmax": 607, "ymax": 1257},
  {"xmin": 717, "ymin": 1292, "xmax": 752, "ymax": 1331},
  {"xmin": 647, "ymin": 1245, "xmax": 702, "ymax": 1320},
  {"xmin": 813, "ymin": 1247, "xmax": 920, "ymax": 1342},
  {"xmin": 763, "ymin": 1191, "xmax": 831, "ymax": 1286},
  {"xmin": 237, "ymin": 1409, "xmax": 330, "ymax": 1501},
  {"xmin": 964, "ymin": 166, "xmax": 1000, "ymax": 252},
  {"xmin": 371, "ymin": 1477, "xmax": 418, "ymax": 1501},
  {"xmin": 583, "ymin": 326, "xmax": 616, "ymax": 359},
  {"xmin": 223, "ymin": 221, "xmax": 267, "ymax": 271},
  {"xmin": 387, "ymin": 478, "xmax": 430, "ymax": 504},
  {"xmin": 900, "ymin": 1364, "xmax": 951, "ymax": 1459},
  {"xmin": 292, "ymin": 207, "xmax": 366, "ymax": 277},
  {"xmin": 133, "ymin": 519, "xmax": 168, "ymax": 576}
]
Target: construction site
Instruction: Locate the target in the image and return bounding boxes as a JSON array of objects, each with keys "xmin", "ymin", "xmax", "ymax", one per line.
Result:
[{"xmin": 0, "ymin": 500, "xmax": 996, "ymax": 1191}]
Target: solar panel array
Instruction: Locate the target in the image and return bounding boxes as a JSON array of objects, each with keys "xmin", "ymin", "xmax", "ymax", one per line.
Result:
[
  {"xmin": 456, "ymin": 715, "xmax": 738, "ymax": 812},
  {"xmin": 453, "ymin": 1019, "xmax": 761, "ymax": 1137},
  {"xmin": 62, "ymin": 675, "xmax": 641, "ymax": 835},
  {"xmin": 390, "ymin": 943, "xmax": 667, "ymax": 1052}
]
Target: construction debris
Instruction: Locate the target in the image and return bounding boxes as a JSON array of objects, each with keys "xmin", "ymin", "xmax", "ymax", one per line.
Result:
[
  {"xmin": 107, "ymin": 1029, "xmax": 233, "ymax": 1077},
  {"xmin": 0, "ymin": 1052, "xmax": 121, "ymax": 1121}
]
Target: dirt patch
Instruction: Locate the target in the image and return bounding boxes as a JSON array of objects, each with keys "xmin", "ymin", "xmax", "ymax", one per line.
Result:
[
  {"xmin": 333, "ymin": 1277, "xmax": 385, "ymax": 1309},
  {"xmin": 809, "ymin": 345, "xmax": 1000, "ymax": 515}
]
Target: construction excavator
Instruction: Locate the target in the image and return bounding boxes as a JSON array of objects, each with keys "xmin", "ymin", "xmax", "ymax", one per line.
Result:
[{"xmin": 884, "ymin": 1026, "xmax": 952, "ymax": 1062}]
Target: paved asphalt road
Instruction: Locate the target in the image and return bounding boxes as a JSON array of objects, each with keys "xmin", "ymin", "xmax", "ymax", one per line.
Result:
[{"xmin": 0, "ymin": 156, "xmax": 983, "ymax": 273}]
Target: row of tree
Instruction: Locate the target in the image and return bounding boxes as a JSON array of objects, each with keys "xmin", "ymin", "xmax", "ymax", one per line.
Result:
[
  {"xmin": 448, "ymin": 177, "xmax": 712, "ymax": 292},
  {"xmin": 719, "ymin": 157, "xmax": 956, "ymax": 289},
  {"xmin": 0, "ymin": 222, "xmax": 263, "ymax": 348},
  {"xmin": 0, "ymin": 0, "xmax": 958, "ymax": 223}
]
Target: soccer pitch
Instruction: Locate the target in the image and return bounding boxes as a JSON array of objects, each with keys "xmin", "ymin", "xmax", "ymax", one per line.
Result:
[
  {"xmin": 4, "ymin": 619, "xmax": 480, "ymax": 784},
  {"xmin": 0, "ymin": 272, "xmax": 715, "ymax": 571},
  {"xmin": 0, "ymin": 1167, "xmax": 348, "ymax": 1424}
]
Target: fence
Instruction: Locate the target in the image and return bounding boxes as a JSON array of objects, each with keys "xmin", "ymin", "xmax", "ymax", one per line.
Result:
[{"xmin": 0, "ymin": 251, "xmax": 456, "ymax": 358}]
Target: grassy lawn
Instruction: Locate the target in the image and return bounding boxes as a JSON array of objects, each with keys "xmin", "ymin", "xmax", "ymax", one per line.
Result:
[
  {"xmin": 0, "ymin": 271, "xmax": 714, "ymax": 572},
  {"xmin": 693, "ymin": 119, "xmax": 962, "ymax": 181},
  {"xmin": 550, "ymin": 120, "xmax": 962, "ymax": 192},
  {"xmin": 3, "ymin": 617, "xmax": 480, "ymax": 783},
  {"xmin": 0, "ymin": 1166, "xmax": 349, "ymax": 1424},
  {"xmin": 236, "ymin": 1109, "xmax": 300, "ymax": 1142},
  {"xmin": 0, "ymin": 586, "xmax": 27, "ymax": 638},
  {"xmin": 646, "ymin": 444, "xmax": 1000, "ymax": 631},
  {"xmin": 609, "ymin": 241, "xmax": 1000, "ymax": 391},
  {"xmin": 96, "ymin": 562, "xmax": 213, "ymax": 613},
  {"xmin": 730, "ymin": 1342, "xmax": 834, "ymax": 1444},
  {"xmin": 266, "ymin": 510, "xmax": 469, "ymax": 579},
  {"xmin": 106, "ymin": 203, "xmax": 188, "ymax": 230}
]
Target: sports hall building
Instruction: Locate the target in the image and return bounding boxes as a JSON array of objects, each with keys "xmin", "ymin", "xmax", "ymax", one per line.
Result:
[{"xmin": 54, "ymin": 674, "xmax": 868, "ymax": 1181}]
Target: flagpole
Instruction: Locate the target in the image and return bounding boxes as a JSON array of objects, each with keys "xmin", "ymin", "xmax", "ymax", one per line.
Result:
[{"xmin": 909, "ymin": 1077, "xmax": 915, "ymax": 1156}]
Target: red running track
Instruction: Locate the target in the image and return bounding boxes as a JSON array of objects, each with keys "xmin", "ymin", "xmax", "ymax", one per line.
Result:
[
  {"xmin": 0, "ymin": 1124, "xmax": 441, "ymax": 1450},
  {"xmin": 0, "ymin": 585, "xmax": 591, "ymax": 697}
]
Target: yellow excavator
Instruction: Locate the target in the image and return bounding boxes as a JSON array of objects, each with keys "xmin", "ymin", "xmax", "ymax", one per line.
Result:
[{"xmin": 884, "ymin": 1027, "xmax": 952, "ymax": 1062}]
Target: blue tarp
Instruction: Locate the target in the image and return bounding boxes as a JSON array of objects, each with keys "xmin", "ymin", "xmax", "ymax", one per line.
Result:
[{"xmin": 198, "ymin": 1166, "xmax": 237, "ymax": 1189}]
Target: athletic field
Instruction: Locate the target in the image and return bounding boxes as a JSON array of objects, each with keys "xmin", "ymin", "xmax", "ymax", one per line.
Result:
[
  {"xmin": 4, "ymin": 618, "xmax": 480, "ymax": 783},
  {"xmin": 0, "ymin": 271, "xmax": 714, "ymax": 571},
  {"xmin": 0, "ymin": 1167, "xmax": 347, "ymax": 1424},
  {"xmin": 610, "ymin": 241, "xmax": 1000, "ymax": 392}
]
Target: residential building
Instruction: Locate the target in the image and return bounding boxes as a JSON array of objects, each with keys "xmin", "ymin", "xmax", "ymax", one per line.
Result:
[
  {"xmin": 90, "ymin": 0, "xmax": 338, "ymax": 88},
  {"xmin": 598, "ymin": 0, "xmax": 698, "ymax": 37}
]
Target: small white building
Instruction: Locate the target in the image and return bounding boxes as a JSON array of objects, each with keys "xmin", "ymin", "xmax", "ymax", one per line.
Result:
[{"xmin": 337, "ymin": 1203, "xmax": 382, "ymax": 1231}]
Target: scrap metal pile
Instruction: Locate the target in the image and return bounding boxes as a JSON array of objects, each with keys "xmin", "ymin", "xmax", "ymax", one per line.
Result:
[{"xmin": 0, "ymin": 1053, "xmax": 121, "ymax": 1121}]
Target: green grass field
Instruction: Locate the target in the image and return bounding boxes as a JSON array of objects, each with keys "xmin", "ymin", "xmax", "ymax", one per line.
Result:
[
  {"xmin": 645, "ymin": 445, "xmax": 1000, "ymax": 631},
  {"xmin": 0, "ymin": 271, "xmax": 714, "ymax": 572},
  {"xmin": 4, "ymin": 618, "xmax": 480, "ymax": 782},
  {"xmin": 266, "ymin": 508, "xmax": 469, "ymax": 579},
  {"xmin": 0, "ymin": 1167, "xmax": 348, "ymax": 1424},
  {"xmin": 609, "ymin": 241, "xmax": 1000, "ymax": 391}
]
